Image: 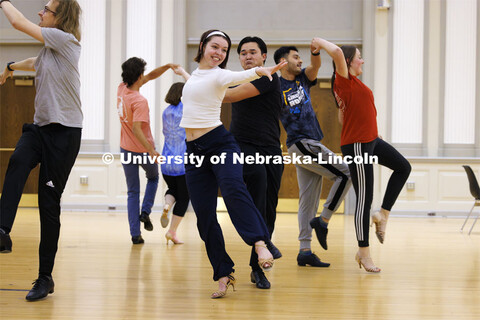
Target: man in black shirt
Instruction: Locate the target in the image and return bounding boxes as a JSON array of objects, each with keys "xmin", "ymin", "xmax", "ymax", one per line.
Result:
[{"xmin": 224, "ymin": 36, "xmax": 283, "ymax": 289}]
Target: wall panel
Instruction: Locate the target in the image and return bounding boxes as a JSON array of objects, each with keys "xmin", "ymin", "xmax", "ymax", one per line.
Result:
[
  {"xmin": 443, "ymin": 0, "xmax": 477, "ymax": 144},
  {"xmin": 126, "ymin": 0, "xmax": 157, "ymax": 134},
  {"xmin": 78, "ymin": 0, "xmax": 107, "ymax": 140},
  {"xmin": 391, "ymin": 0, "xmax": 424, "ymax": 144}
]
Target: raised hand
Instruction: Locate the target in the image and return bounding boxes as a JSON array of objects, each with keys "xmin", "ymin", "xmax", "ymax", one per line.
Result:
[
  {"xmin": 0, "ymin": 67, "xmax": 13, "ymax": 85},
  {"xmin": 166, "ymin": 63, "xmax": 180, "ymax": 70},
  {"xmin": 255, "ymin": 61, "xmax": 287, "ymax": 81},
  {"xmin": 173, "ymin": 66, "xmax": 191, "ymax": 81},
  {"xmin": 173, "ymin": 66, "xmax": 185, "ymax": 75},
  {"xmin": 311, "ymin": 37, "xmax": 322, "ymax": 55}
]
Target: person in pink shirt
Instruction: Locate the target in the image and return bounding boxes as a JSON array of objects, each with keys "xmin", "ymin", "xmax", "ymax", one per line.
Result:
[{"xmin": 117, "ymin": 57, "xmax": 178, "ymax": 244}]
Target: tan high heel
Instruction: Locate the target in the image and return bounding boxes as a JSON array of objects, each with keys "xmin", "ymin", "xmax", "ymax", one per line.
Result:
[
  {"xmin": 255, "ymin": 244, "xmax": 274, "ymax": 272},
  {"xmin": 211, "ymin": 274, "xmax": 236, "ymax": 299},
  {"xmin": 371, "ymin": 210, "xmax": 388, "ymax": 244},
  {"xmin": 165, "ymin": 231, "xmax": 184, "ymax": 245},
  {"xmin": 160, "ymin": 205, "xmax": 170, "ymax": 228},
  {"xmin": 355, "ymin": 252, "xmax": 381, "ymax": 273}
]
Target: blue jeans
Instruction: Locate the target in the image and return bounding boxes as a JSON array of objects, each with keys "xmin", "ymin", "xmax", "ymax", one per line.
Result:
[
  {"xmin": 121, "ymin": 148, "xmax": 159, "ymax": 237},
  {"xmin": 185, "ymin": 126, "xmax": 270, "ymax": 281}
]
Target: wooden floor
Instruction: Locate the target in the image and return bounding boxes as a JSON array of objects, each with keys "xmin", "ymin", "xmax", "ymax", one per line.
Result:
[{"xmin": 1, "ymin": 209, "xmax": 479, "ymax": 320}]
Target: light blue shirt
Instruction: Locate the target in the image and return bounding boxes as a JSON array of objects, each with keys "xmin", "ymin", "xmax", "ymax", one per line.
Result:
[{"xmin": 161, "ymin": 102, "xmax": 186, "ymax": 176}]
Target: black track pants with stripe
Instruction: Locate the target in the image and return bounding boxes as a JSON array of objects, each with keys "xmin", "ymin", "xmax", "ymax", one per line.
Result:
[{"xmin": 341, "ymin": 138, "xmax": 411, "ymax": 247}]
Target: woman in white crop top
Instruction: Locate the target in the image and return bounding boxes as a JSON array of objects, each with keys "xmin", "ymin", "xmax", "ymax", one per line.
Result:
[{"xmin": 180, "ymin": 29, "xmax": 285, "ymax": 299}]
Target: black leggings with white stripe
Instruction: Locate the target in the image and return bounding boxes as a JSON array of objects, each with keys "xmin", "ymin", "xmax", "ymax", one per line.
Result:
[{"xmin": 341, "ymin": 138, "xmax": 411, "ymax": 247}]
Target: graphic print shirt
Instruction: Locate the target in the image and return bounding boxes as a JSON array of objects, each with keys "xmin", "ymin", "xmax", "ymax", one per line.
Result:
[{"xmin": 279, "ymin": 69, "xmax": 323, "ymax": 147}]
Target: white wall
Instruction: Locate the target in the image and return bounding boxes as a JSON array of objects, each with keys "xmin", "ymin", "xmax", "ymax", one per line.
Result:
[{"xmin": 369, "ymin": 0, "xmax": 479, "ymax": 215}]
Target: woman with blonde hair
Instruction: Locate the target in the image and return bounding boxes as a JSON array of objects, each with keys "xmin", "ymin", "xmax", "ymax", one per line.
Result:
[{"xmin": 0, "ymin": 0, "xmax": 83, "ymax": 301}]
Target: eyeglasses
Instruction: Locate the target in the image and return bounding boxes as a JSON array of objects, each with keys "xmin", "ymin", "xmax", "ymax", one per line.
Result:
[{"xmin": 43, "ymin": 6, "xmax": 57, "ymax": 16}]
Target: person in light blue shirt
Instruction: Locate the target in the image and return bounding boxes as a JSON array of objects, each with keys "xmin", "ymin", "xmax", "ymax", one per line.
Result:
[{"xmin": 160, "ymin": 80, "xmax": 190, "ymax": 244}]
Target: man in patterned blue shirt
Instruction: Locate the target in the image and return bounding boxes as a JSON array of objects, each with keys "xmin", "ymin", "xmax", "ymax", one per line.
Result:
[{"xmin": 274, "ymin": 39, "xmax": 351, "ymax": 267}]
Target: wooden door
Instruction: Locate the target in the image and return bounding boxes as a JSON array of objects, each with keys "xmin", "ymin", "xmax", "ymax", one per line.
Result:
[
  {"xmin": 221, "ymin": 79, "xmax": 341, "ymax": 200},
  {"xmin": 0, "ymin": 76, "xmax": 39, "ymax": 206}
]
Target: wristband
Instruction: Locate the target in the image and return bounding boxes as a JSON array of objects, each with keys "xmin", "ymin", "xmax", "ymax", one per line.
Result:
[
  {"xmin": 7, "ymin": 61, "xmax": 15, "ymax": 72},
  {"xmin": 311, "ymin": 51, "xmax": 320, "ymax": 56},
  {"xmin": 0, "ymin": 0, "xmax": 11, "ymax": 8}
]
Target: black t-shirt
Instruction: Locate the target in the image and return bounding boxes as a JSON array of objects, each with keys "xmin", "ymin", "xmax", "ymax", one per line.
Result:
[{"xmin": 230, "ymin": 73, "xmax": 282, "ymax": 147}]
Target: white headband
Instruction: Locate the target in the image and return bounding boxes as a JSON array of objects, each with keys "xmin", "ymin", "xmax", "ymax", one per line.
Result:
[{"xmin": 206, "ymin": 31, "xmax": 227, "ymax": 39}]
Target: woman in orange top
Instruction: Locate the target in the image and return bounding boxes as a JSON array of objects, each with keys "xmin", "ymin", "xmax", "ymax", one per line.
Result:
[{"xmin": 317, "ymin": 38, "xmax": 411, "ymax": 272}]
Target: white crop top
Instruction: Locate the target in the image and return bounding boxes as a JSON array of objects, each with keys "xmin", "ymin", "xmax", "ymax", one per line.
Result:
[{"xmin": 180, "ymin": 66, "xmax": 260, "ymax": 128}]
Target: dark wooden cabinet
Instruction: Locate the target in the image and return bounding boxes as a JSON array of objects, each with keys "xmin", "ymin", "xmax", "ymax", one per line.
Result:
[{"xmin": 0, "ymin": 76, "xmax": 39, "ymax": 200}]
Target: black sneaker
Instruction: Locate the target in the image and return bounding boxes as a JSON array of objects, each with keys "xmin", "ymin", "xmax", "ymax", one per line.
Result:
[
  {"xmin": 139, "ymin": 212, "xmax": 153, "ymax": 231},
  {"xmin": 266, "ymin": 240, "xmax": 282, "ymax": 259},
  {"xmin": 26, "ymin": 275, "xmax": 54, "ymax": 301},
  {"xmin": 310, "ymin": 217, "xmax": 328, "ymax": 250},
  {"xmin": 250, "ymin": 270, "xmax": 271, "ymax": 289},
  {"xmin": 0, "ymin": 228, "xmax": 12, "ymax": 253},
  {"xmin": 131, "ymin": 235, "xmax": 144, "ymax": 244},
  {"xmin": 297, "ymin": 252, "xmax": 330, "ymax": 267}
]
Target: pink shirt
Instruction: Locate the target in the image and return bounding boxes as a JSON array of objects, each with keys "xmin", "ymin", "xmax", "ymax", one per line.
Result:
[{"xmin": 117, "ymin": 83, "xmax": 155, "ymax": 153}]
